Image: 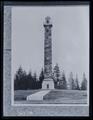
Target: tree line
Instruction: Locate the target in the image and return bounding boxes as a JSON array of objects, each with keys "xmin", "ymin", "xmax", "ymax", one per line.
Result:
[{"xmin": 14, "ymin": 64, "xmax": 87, "ymax": 90}]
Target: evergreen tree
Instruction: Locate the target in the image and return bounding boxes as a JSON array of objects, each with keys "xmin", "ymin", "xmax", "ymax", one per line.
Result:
[
  {"xmin": 39, "ymin": 68, "xmax": 44, "ymax": 88},
  {"xmin": 33, "ymin": 72, "xmax": 37, "ymax": 81},
  {"xmin": 14, "ymin": 67, "xmax": 43, "ymax": 90},
  {"xmin": 81, "ymin": 73, "xmax": 87, "ymax": 90},
  {"xmin": 14, "ymin": 66, "xmax": 27, "ymax": 90},
  {"xmin": 53, "ymin": 63, "xmax": 60, "ymax": 88},
  {"xmin": 59, "ymin": 71, "xmax": 67, "ymax": 89},
  {"xmin": 21, "ymin": 70, "xmax": 27, "ymax": 89},
  {"xmin": 33, "ymin": 72, "xmax": 37, "ymax": 89},
  {"xmin": 27, "ymin": 71, "xmax": 33, "ymax": 89},
  {"xmin": 74, "ymin": 74, "xmax": 80, "ymax": 90},
  {"xmin": 14, "ymin": 66, "xmax": 24, "ymax": 81},
  {"xmin": 68, "ymin": 72, "xmax": 75, "ymax": 90}
]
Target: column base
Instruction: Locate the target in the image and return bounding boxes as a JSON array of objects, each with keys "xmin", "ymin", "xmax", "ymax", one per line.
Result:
[{"xmin": 42, "ymin": 78, "xmax": 54, "ymax": 89}]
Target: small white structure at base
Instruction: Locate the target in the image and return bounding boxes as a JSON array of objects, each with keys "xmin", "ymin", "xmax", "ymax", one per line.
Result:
[
  {"xmin": 26, "ymin": 90, "xmax": 50, "ymax": 100},
  {"xmin": 42, "ymin": 79, "xmax": 54, "ymax": 89}
]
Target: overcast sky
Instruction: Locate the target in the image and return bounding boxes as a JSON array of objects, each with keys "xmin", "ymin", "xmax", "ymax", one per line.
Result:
[{"xmin": 12, "ymin": 6, "xmax": 89, "ymax": 83}]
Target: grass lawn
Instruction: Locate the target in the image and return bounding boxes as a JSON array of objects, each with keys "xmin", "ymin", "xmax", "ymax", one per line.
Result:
[
  {"xmin": 14, "ymin": 89, "xmax": 87, "ymax": 104},
  {"xmin": 14, "ymin": 89, "xmax": 41, "ymax": 101}
]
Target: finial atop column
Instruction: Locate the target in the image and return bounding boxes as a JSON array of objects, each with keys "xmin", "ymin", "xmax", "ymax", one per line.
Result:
[
  {"xmin": 44, "ymin": 16, "xmax": 52, "ymax": 27},
  {"xmin": 45, "ymin": 16, "xmax": 51, "ymax": 24}
]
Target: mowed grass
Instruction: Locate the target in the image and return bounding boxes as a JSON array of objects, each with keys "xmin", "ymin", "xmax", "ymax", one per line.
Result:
[
  {"xmin": 14, "ymin": 90, "xmax": 41, "ymax": 101},
  {"xmin": 14, "ymin": 89, "xmax": 87, "ymax": 104},
  {"xmin": 44, "ymin": 89, "xmax": 87, "ymax": 100}
]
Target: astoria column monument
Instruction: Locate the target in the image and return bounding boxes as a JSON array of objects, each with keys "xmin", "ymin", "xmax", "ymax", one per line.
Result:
[{"xmin": 42, "ymin": 16, "xmax": 54, "ymax": 89}]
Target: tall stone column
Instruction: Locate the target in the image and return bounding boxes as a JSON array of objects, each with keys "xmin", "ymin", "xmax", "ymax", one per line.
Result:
[
  {"xmin": 44, "ymin": 16, "xmax": 52, "ymax": 78},
  {"xmin": 42, "ymin": 17, "xmax": 54, "ymax": 89}
]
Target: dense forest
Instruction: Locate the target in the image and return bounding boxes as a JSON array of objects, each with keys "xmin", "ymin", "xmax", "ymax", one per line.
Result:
[{"xmin": 14, "ymin": 64, "xmax": 87, "ymax": 90}]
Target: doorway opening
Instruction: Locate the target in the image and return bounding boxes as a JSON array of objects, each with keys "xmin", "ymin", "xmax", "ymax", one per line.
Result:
[{"xmin": 47, "ymin": 84, "xmax": 49, "ymax": 89}]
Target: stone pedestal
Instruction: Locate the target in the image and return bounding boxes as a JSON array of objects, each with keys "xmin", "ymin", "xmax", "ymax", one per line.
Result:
[{"xmin": 42, "ymin": 79, "xmax": 54, "ymax": 89}]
